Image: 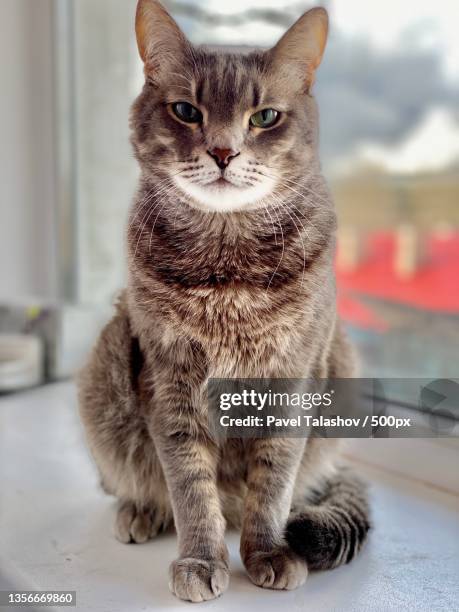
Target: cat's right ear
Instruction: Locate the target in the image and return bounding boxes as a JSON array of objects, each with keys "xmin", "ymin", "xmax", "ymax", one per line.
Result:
[{"xmin": 135, "ymin": 0, "xmax": 190, "ymax": 77}]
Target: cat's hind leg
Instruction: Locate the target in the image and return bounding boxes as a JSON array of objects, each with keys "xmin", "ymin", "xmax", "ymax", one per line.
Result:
[
  {"xmin": 78, "ymin": 292, "xmax": 173, "ymax": 544},
  {"xmin": 115, "ymin": 500, "xmax": 171, "ymax": 544}
]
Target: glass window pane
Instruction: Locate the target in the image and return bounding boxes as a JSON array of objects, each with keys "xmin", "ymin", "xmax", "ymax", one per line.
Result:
[{"xmin": 67, "ymin": 0, "xmax": 459, "ymax": 381}]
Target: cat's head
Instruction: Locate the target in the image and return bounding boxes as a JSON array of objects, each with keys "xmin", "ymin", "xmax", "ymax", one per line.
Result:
[{"xmin": 131, "ymin": 0, "xmax": 328, "ymax": 213}]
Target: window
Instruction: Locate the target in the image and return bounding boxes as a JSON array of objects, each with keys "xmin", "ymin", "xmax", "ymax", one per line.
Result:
[{"xmin": 57, "ymin": 0, "xmax": 459, "ymax": 383}]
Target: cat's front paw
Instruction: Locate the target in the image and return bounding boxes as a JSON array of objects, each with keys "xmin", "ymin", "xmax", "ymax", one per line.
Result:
[
  {"xmin": 244, "ymin": 547, "xmax": 308, "ymax": 590},
  {"xmin": 169, "ymin": 557, "xmax": 229, "ymax": 602}
]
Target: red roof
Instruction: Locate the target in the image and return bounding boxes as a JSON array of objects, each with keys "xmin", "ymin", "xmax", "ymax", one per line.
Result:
[{"xmin": 337, "ymin": 232, "xmax": 459, "ymax": 330}]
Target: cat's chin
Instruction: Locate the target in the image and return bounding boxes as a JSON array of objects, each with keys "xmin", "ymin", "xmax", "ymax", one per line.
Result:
[{"xmin": 174, "ymin": 176, "xmax": 276, "ymax": 214}]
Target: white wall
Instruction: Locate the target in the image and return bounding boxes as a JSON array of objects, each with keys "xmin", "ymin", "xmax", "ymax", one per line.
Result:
[{"xmin": 0, "ymin": 0, "xmax": 57, "ymax": 302}]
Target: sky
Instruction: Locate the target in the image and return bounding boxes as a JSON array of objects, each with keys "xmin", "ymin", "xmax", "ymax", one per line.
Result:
[
  {"xmin": 328, "ymin": 0, "xmax": 459, "ymax": 174},
  {"xmin": 332, "ymin": 0, "xmax": 459, "ymax": 81},
  {"xmin": 350, "ymin": 108, "xmax": 459, "ymax": 175}
]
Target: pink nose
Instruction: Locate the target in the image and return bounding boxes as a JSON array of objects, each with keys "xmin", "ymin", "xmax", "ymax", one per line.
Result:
[{"xmin": 207, "ymin": 148, "xmax": 240, "ymax": 169}]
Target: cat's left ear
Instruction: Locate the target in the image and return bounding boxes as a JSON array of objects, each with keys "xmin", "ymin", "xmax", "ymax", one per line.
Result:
[
  {"xmin": 135, "ymin": 0, "xmax": 191, "ymax": 77},
  {"xmin": 269, "ymin": 7, "xmax": 328, "ymax": 90}
]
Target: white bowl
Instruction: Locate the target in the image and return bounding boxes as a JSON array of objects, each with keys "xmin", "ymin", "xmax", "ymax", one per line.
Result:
[{"xmin": 0, "ymin": 334, "xmax": 44, "ymax": 392}]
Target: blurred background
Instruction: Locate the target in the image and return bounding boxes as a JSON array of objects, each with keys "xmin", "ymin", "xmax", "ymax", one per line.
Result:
[{"xmin": 0, "ymin": 0, "xmax": 458, "ymax": 391}]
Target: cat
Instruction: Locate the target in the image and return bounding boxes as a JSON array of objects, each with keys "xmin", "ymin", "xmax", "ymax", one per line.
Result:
[{"xmin": 78, "ymin": 0, "xmax": 370, "ymax": 603}]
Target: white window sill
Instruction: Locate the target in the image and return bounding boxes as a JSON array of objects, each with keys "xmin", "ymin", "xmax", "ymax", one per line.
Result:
[
  {"xmin": 0, "ymin": 382, "xmax": 458, "ymax": 611},
  {"xmin": 345, "ymin": 437, "xmax": 459, "ymax": 496}
]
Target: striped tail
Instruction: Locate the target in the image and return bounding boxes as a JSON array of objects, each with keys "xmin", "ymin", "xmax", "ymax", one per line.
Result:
[{"xmin": 285, "ymin": 467, "xmax": 371, "ymax": 570}]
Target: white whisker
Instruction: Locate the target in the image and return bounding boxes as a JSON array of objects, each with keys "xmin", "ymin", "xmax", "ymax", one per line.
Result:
[{"xmin": 265, "ymin": 201, "xmax": 285, "ymax": 293}]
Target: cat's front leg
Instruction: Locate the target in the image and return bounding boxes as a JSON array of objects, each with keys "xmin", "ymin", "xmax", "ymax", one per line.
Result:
[
  {"xmin": 151, "ymin": 404, "xmax": 229, "ymax": 602},
  {"xmin": 241, "ymin": 438, "xmax": 308, "ymax": 590}
]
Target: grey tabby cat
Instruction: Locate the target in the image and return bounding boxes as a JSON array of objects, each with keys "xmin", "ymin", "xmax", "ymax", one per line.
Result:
[{"xmin": 78, "ymin": 0, "xmax": 370, "ymax": 603}]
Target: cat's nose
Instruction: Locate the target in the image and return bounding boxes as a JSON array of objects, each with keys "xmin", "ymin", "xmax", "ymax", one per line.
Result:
[{"xmin": 207, "ymin": 148, "xmax": 240, "ymax": 170}]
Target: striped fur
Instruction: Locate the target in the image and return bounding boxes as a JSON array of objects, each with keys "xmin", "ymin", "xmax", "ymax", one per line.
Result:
[
  {"xmin": 78, "ymin": 1, "xmax": 371, "ymax": 603},
  {"xmin": 287, "ymin": 467, "xmax": 371, "ymax": 570}
]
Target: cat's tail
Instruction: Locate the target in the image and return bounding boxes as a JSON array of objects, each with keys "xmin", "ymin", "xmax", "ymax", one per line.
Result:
[{"xmin": 285, "ymin": 467, "xmax": 370, "ymax": 570}]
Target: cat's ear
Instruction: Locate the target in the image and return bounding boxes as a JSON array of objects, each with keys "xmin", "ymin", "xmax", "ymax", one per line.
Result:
[
  {"xmin": 135, "ymin": 0, "xmax": 190, "ymax": 76},
  {"xmin": 269, "ymin": 7, "xmax": 328, "ymax": 89}
]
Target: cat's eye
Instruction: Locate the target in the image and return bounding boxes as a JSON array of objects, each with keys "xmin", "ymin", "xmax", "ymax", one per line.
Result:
[
  {"xmin": 249, "ymin": 108, "xmax": 280, "ymax": 129},
  {"xmin": 172, "ymin": 102, "xmax": 202, "ymax": 124}
]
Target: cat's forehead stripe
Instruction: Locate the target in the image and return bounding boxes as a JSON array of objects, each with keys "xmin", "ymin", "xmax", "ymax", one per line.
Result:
[
  {"xmin": 190, "ymin": 52, "xmax": 263, "ymax": 115},
  {"xmin": 252, "ymin": 82, "xmax": 261, "ymax": 109}
]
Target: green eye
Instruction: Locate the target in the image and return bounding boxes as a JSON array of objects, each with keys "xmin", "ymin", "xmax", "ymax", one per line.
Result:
[
  {"xmin": 172, "ymin": 102, "xmax": 202, "ymax": 124},
  {"xmin": 249, "ymin": 108, "xmax": 280, "ymax": 128}
]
